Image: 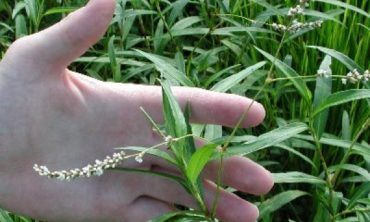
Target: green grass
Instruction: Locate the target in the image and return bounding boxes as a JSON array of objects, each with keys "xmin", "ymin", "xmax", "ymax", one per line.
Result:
[{"xmin": 0, "ymin": 0, "xmax": 369, "ymax": 221}]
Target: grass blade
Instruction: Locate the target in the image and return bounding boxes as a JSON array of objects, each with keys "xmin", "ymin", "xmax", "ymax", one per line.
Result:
[
  {"xmin": 0, "ymin": 209, "xmax": 13, "ymax": 222},
  {"xmin": 329, "ymin": 164, "xmax": 370, "ymax": 182},
  {"xmin": 313, "ymin": 89, "xmax": 370, "ymax": 117},
  {"xmin": 312, "ymin": 0, "xmax": 370, "ymax": 18},
  {"xmin": 223, "ymin": 122, "xmax": 308, "ymax": 157},
  {"xmin": 312, "ymin": 55, "xmax": 332, "ymax": 138},
  {"xmin": 307, "ymin": 46, "xmax": 364, "ymax": 72},
  {"xmin": 137, "ymin": 50, "xmax": 194, "ymax": 86},
  {"xmin": 148, "ymin": 211, "xmax": 207, "ymax": 222},
  {"xmin": 161, "ymin": 81, "xmax": 188, "ymax": 162},
  {"xmin": 211, "ymin": 61, "xmax": 266, "ymax": 92},
  {"xmin": 259, "ymin": 190, "xmax": 308, "ymax": 217},
  {"xmin": 43, "ymin": 7, "xmax": 77, "ymax": 16},
  {"xmin": 273, "ymin": 172, "xmax": 326, "ymax": 184}
]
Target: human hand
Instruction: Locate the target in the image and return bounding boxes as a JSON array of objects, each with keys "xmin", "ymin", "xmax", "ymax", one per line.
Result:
[{"xmin": 0, "ymin": 0, "xmax": 273, "ymax": 221}]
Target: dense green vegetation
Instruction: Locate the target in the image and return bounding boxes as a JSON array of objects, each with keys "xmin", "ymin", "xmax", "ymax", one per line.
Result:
[{"xmin": 0, "ymin": 0, "xmax": 369, "ymax": 221}]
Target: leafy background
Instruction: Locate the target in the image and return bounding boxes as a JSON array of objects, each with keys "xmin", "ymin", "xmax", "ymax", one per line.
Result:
[{"xmin": 0, "ymin": 0, "xmax": 369, "ymax": 221}]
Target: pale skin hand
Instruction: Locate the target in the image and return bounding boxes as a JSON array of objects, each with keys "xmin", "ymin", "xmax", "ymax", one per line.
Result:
[{"xmin": 0, "ymin": 0, "xmax": 273, "ymax": 221}]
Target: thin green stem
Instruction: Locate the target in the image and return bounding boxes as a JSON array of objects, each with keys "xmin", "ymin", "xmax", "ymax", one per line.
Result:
[
  {"xmin": 331, "ymin": 117, "xmax": 370, "ymax": 186},
  {"xmin": 211, "ymin": 151, "xmax": 224, "ymax": 218}
]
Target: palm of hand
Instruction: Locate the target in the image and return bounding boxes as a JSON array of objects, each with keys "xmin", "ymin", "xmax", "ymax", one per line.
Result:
[{"xmin": 0, "ymin": 0, "xmax": 273, "ymax": 222}]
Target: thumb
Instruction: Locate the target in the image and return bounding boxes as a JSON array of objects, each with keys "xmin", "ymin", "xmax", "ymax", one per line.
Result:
[{"xmin": 8, "ymin": 0, "xmax": 115, "ymax": 71}]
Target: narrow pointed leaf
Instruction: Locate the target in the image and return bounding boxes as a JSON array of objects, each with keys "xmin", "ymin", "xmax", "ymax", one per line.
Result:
[
  {"xmin": 273, "ymin": 172, "xmax": 326, "ymax": 184},
  {"xmin": 223, "ymin": 122, "xmax": 308, "ymax": 157},
  {"xmin": 187, "ymin": 144, "xmax": 218, "ymax": 184},
  {"xmin": 313, "ymin": 89, "xmax": 370, "ymax": 117},
  {"xmin": 161, "ymin": 81, "xmax": 188, "ymax": 162},
  {"xmin": 137, "ymin": 50, "xmax": 194, "ymax": 86},
  {"xmin": 312, "ymin": 0, "xmax": 369, "ymax": 18},
  {"xmin": 312, "ymin": 56, "xmax": 332, "ymax": 138},
  {"xmin": 307, "ymin": 46, "xmax": 363, "ymax": 72},
  {"xmin": 259, "ymin": 190, "xmax": 308, "ymax": 217},
  {"xmin": 211, "ymin": 61, "xmax": 266, "ymax": 92},
  {"xmin": 255, "ymin": 47, "xmax": 312, "ymax": 103},
  {"xmin": 0, "ymin": 209, "xmax": 13, "ymax": 222}
]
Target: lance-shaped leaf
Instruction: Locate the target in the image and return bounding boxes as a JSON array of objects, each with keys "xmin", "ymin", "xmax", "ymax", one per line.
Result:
[
  {"xmin": 273, "ymin": 172, "xmax": 326, "ymax": 184},
  {"xmin": 186, "ymin": 143, "xmax": 218, "ymax": 184},
  {"xmin": 161, "ymin": 81, "xmax": 189, "ymax": 163},
  {"xmin": 312, "ymin": 56, "xmax": 332, "ymax": 138},
  {"xmin": 221, "ymin": 122, "xmax": 308, "ymax": 157},
  {"xmin": 211, "ymin": 61, "xmax": 266, "ymax": 93},
  {"xmin": 259, "ymin": 190, "xmax": 308, "ymax": 217},
  {"xmin": 312, "ymin": 0, "xmax": 369, "ymax": 18},
  {"xmin": 255, "ymin": 47, "xmax": 312, "ymax": 103},
  {"xmin": 313, "ymin": 89, "xmax": 370, "ymax": 117},
  {"xmin": 137, "ymin": 50, "xmax": 194, "ymax": 86}
]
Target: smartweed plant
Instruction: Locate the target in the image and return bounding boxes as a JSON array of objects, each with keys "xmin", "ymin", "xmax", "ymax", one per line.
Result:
[{"xmin": 1, "ymin": 0, "xmax": 370, "ymax": 221}]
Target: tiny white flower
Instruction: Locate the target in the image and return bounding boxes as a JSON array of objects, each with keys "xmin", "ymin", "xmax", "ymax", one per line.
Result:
[
  {"xmin": 94, "ymin": 167, "xmax": 104, "ymax": 176},
  {"xmin": 135, "ymin": 155, "xmax": 143, "ymax": 163},
  {"xmin": 56, "ymin": 173, "xmax": 66, "ymax": 181},
  {"xmin": 341, "ymin": 78, "xmax": 347, "ymax": 85}
]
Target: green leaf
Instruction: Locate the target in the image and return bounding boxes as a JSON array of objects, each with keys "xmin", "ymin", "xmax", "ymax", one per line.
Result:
[
  {"xmin": 273, "ymin": 172, "xmax": 326, "ymax": 184},
  {"xmin": 210, "ymin": 61, "xmax": 266, "ymax": 92},
  {"xmin": 168, "ymin": 0, "xmax": 191, "ymax": 26},
  {"xmin": 186, "ymin": 143, "xmax": 218, "ymax": 184},
  {"xmin": 255, "ymin": 47, "xmax": 312, "ymax": 103},
  {"xmin": 12, "ymin": 2, "xmax": 26, "ymax": 19},
  {"xmin": 342, "ymin": 110, "xmax": 351, "ymax": 140},
  {"xmin": 148, "ymin": 211, "xmax": 207, "ymax": 222},
  {"xmin": 329, "ymin": 164, "xmax": 370, "ymax": 182},
  {"xmin": 313, "ymin": 89, "xmax": 370, "ymax": 117},
  {"xmin": 312, "ymin": 55, "xmax": 332, "ymax": 138},
  {"xmin": 223, "ymin": 122, "xmax": 308, "ymax": 157},
  {"xmin": 274, "ymin": 144, "xmax": 316, "ymax": 168},
  {"xmin": 171, "ymin": 16, "xmax": 203, "ymax": 31},
  {"xmin": 303, "ymin": 9, "xmax": 343, "ymax": 25},
  {"xmin": 137, "ymin": 50, "xmax": 194, "ymax": 86},
  {"xmin": 183, "ymin": 103, "xmax": 196, "ymax": 156},
  {"xmin": 307, "ymin": 46, "xmax": 364, "ymax": 72},
  {"xmin": 15, "ymin": 14, "xmax": 27, "ymax": 38},
  {"xmin": 108, "ymin": 35, "xmax": 121, "ymax": 82},
  {"xmin": 0, "ymin": 209, "xmax": 13, "ymax": 222},
  {"xmin": 212, "ymin": 27, "xmax": 275, "ymax": 36},
  {"xmin": 161, "ymin": 81, "xmax": 188, "ymax": 162},
  {"xmin": 204, "ymin": 125, "xmax": 222, "ymax": 141},
  {"xmin": 43, "ymin": 7, "xmax": 78, "ymax": 16},
  {"xmin": 347, "ymin": 182, "xmax": 370, "ymax": 209},
  {"xmin": 312, "ymin": 0, "xmax": 370, "ymax": 18},
  {"xmin": 295, "ymin": 134, "xmax": 370, "ymax": 157},
  {"xmin": 259, "ymin": 190, "xmax": 308, "ymax": 217}
]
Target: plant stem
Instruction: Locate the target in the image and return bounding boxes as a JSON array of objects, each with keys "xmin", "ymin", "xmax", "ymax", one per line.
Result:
[{"xmin": 331, "ymin": 117, "xmax": 370, "ymax": 186}]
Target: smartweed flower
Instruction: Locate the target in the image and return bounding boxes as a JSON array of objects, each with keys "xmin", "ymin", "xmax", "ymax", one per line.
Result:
[
  {"xmin": 134, "ymin": 154, "xmax": 144, "ymax": 163},
  {"xmin": 33, "ymin": 151, "xmax": 126, "ymax": 180},
  {"xmin": 300, "ymin": 0, "xmax": 309, "ymax": 7},
  {"xmin": 272, "ymin": 23, "xmax": 288, "ymax": 32},
  {"xmin": 341, "ymin": 69, "xmax": 366, "ymax": 85},
  {"xmin": 288, "ymin": 5, "xmax": 304, "ymax": 17},
  {"xmin": 317, "ymin": 69, "xmax": 331, "ymax": 78},
  {"xmin": 271, "ymin": 1, "xmax": 322, "ymax": 34},
  {"xmin": 363, "ymin": 70, "xmax": 370, "ymax": 82}
]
